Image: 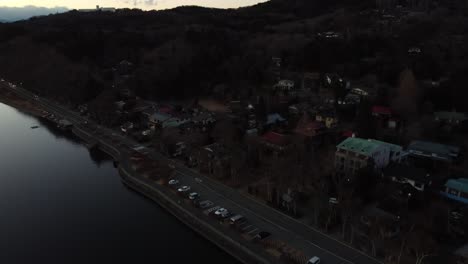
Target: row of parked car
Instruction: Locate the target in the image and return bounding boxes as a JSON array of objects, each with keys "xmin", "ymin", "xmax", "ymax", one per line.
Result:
[
  {"xmin": 166, "ymin": 177, "xmax": 321, "ymax": 264},
  {"xmin": 167, "ymin": 177, "xmax": 273, "ymax": 242}
]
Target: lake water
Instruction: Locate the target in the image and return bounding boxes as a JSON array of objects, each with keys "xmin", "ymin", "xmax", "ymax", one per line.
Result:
[{"xmin": 0, "ymin": 102, "xmax": 238, "ymax": 264}]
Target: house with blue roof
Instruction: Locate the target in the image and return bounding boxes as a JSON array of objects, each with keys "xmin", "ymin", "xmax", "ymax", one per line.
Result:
[
  {"xmin": 442, "ymin": 178, "xmax": 468, "ymax": 204},
  {"xmin": 266, "ymin": 113, "xmax": 286, "ymax": 126}
]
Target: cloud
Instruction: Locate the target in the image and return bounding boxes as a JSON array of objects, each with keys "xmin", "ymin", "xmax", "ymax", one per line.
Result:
[
  {"xmin": 0, "ymin": 5, "xmax": 68, "ymax": 22},
  {"xmin": 124, "ymin": 0, "xmax": 158, "ymax": 7}
]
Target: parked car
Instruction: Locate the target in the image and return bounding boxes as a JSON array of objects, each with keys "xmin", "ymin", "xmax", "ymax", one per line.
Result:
[
  {"xmin": 177, "ymin": 186, "xmax": 191, "ymax": 193},
  {"xmin": 329, "ymin": 197, "xmax": 339, "ymax": 205},
  {"xmin": 168, "ymin": 179, "xmax": 179, "ymax": 186},
  {"xmin": 254, "ymin": 231, "xmax": 271, "ymax": 241},
  {"xmin": 307, "ymin": 256, "xmax": 321, "ymax": 264},
  {"xmin": 229, "ymin": 215, "xmax": 246, "ymax": 225},
  {"xmin": 214, "ymin": 208, "xmax": 229, "ymax": 217},
  {"xmin": 205, "ymin": 206, "xmax": 221, "ymax": 216},
  {"xmin": 198, "ymin": 200, "xmax": 214, "ymax": 209},
  {"xmin": 188, "ymin": 192, "xmax": 200, "ymax": 200}
]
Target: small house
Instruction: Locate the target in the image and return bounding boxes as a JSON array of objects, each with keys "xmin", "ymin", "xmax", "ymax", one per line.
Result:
[
  {"xmin": 435, "ymin": 111, "xmax": 468, "ymax": 125},
  {"xmin": 260, "ymin": 131, "xmax": 291, "ymax": 153},
  {"xmin": 442, "ymin": 178, "xmax": 468, "ymax": 204},
  {"xmin": 274, "ymin": 80, "xmax": 295, "ymax": 91},
  {"xmin": 407, "ymin": 141, "xmax": 460, "ymax": 163}
]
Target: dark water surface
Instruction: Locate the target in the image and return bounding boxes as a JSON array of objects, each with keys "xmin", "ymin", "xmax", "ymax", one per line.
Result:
[{"xmin": 0, "ymin": 103, "xmax": 238, "ymax": 264}]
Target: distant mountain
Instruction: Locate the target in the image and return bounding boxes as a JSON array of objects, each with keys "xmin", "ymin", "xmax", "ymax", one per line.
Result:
[{"xmin": 0, "ymin": 6, "xmax": 68, "ymax": 22}]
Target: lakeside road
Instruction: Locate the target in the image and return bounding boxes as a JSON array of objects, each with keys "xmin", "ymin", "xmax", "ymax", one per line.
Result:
[{"xmin": 0, "ymin": 80, "xmax": 383, "ymax": 264}]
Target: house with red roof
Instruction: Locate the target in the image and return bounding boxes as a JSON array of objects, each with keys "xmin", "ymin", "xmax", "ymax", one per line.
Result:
[
  {"xmin": 372, "ymin": 106, "xmax": 392, "ymax": 117},
  {"xmin": 294, "ymin": 115, "xmax": 326, "ymax": 138},
  {"xmin": 260, "ymin": 131, "xmax": 291, "ymax": 153}
]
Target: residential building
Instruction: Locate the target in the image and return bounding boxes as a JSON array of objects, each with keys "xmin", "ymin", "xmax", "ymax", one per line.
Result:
[
  {"xmin": 303, "ymin": 72, "xmax": 321, "ymax": 92},
  {"xmin": 407, "ymin": 140, "xmax": 460, "ymax": 163},
  {"xmin": 312, "ymin": 105, "xmax": 339, "ymax": 128},
  {"xmin": 266, "ymin": 113, "xmax": 286, "ymax": 127},
  {"xmin": 372, "ymin": 106, "xmax": 392, "ymax": 118},
  {"xmin": 198, "ymin": 143, "xmax": 231, "ymax": 178},
  {"xmin": 149, "ymin": 112, "xmax": 190, "ymax": 129},
  {"xmin": 382, "ymin": 164, "xmax": 431, "ymax": 191},
  {"xmin": 294, "ymin": 115, "xmax": 326, "ymax": 138},
  {"xmin": 274, "ymin": 80, "xmax": 295, "ymax": 91},
  {"xmin": 335, "ymin": 137, "xmax": 404, "ymax": 176},
  {"xmin": 435, "ymin": 111, "xmax": 468, "ymax": 125},
  {"xmin": 442, "ymin": 178, "xmax": 468, "ymax": 204},
  {"xmin": 192, "ymin": 112, "xmax": 216, "ymax": 126},
  {"xmin": 149, "ymin": 112, "xmax": 172, "ymax": 128},
  {"xmin": 289, "ymin": 102, "xmax": 313, "ymax": 115},
  {"xmin": 260, "ymin": 131, "xmax": 291, "ymax": 153}
]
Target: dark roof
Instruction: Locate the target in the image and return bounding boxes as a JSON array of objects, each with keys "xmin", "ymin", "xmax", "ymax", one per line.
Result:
[
  {"xmin": 407, "ymin": 140, "xmax": 460, "ymax": 161},
  {"xmin": 384, "ymin": 164, "xmax": 431, "ymax": 184},
  {"xmin": 295, "ymin": 115, "xmax": 325, "ymax": 137},
  {"xmin": 261, "ymin": 132, "xmax": 290, "ymax": 147},
  {"xmin": 372, "ymin": 106, "xmax": 392, "ymax": 115}
]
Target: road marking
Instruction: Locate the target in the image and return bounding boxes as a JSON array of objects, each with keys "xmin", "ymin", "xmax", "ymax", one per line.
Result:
[
  {"xmin": 176, "ymin": 169, "xmax": 356, "ymax": 264},
  {"xmin": 247, "ymin": 228, "xmax": 259, "ymax": 235},
  {"xmin": 8, "ymin": 84, "xmax": 379, "ymax": 264}
]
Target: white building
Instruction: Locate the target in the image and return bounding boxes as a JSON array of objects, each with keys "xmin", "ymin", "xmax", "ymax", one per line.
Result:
[{"xmin": 274, "ymin": 80, "xmax": 295, "ymax": 91}]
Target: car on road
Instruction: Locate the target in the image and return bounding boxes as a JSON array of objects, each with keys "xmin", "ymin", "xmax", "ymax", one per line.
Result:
[
  {"xmin": 195, "ymin": 177, "xmax": 202, "ymax": 183},
  {"xmin": 198, "ymin": 200, "xmax": 214, "ymax": 209},
  {"xmin": 254, "ymin": 231, "xmax": 271, "ymax": 241},
  {"xmin": 307, "ymin": 256, "xmax": 321, "ymax": 264},
  {"xmin": 177, "ymin": 186, "xmax": 191, "ymax": 193},
  {"xmin": 188, "ymin": 192, "xmax": 199, "ymax": 200},
  {"xmin": 168, "ymin": 179, "xmax": 179, "ymax": 186}
]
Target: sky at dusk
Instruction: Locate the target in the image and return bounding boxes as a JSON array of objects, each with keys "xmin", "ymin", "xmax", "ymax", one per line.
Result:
[{"xmin": 0, "ymin": 0, "xmax": 268, "ymax": 10}]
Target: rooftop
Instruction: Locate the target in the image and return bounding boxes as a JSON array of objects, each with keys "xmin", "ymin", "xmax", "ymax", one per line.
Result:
[
  {"xmin": 295, "ymin": 115, "xmax": 325, "ymax": 137},
  {"xmin": 372, "ymin": 106, "xmax": 392, "ymax": 116},
  {"xmin": 407, "ymin": 140, "xmax": 460, "ymax": 161},
  {"xmin": 150, "ymin": 112, "xmax": 172, "ymax": 122},
  {"xmin": 261, "ymin": 132, "xmax": 290, "ymax": 147},
  {"xmin": 266, "ymin": 113, "xmax": 286, "ymax": 125},
  {"xmin": 445, "ymin": 178, "xmax": 468, "ymax": 194},
  {"xmin": 435, "ymin": 111, "xmax": 468, "ymax": 122},
  {"xmin": 337, "ymin": 137, "xmax": 400, "ymax": 156}
]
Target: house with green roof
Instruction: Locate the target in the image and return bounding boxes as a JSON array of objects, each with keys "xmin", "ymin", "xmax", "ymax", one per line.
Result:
[
  {"xmin": 335, "ymin": 137, "xmax": 404, "ymax": 176},
  {"xmin": 442, "ymin": 178, "xmax": 468, "ymax": 204}
]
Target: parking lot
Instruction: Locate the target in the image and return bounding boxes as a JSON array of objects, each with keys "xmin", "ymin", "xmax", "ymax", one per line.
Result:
[{"xmin": 167, "ymin": 173, "xmax": 267, "ymax": 243}]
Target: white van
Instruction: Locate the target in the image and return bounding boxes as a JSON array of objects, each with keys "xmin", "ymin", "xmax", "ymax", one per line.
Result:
[{"xmin": 308, "ymin": 256, "xmax": 320, "ymax": 264}]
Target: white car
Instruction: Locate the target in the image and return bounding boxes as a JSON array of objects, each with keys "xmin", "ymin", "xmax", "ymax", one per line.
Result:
[
  {"xmin": 188, "ymin": 192, "xmax": 199, "ymax": 200},
  {"xmin": 168, "ymin": 179, "xmax": 179, "ymax": 185},
  {"xmin": 177, "ymin": 186, "xmax": 191, "ymax": 192},
  {"xmin": 308, "ymin": 256, "xmax": 320, "ymax": 264},
  {"xmin": 195, "ymin": 178, "xmax": 203, "ymax": 183},
  {"xmin": 214, "ymin": 208, "xmax": 228, "ymax": 216},
  {"xmin": 329, "ymin": 197, "xmax": 339, "ymax": 205}
]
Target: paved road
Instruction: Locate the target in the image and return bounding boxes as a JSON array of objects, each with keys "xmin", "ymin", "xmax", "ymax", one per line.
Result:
[{"xmin": 0, "ymin": 80, "xmax": 382, "ymax": 264}]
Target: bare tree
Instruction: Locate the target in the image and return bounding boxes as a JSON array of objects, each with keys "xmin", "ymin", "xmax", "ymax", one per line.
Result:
[
  {"xmin": 391, "ymin": 68, "xmax": 422, "ymax": 121},
  {"xmin": 406, "ymin": 228, "xmax": 437, "ymax": 264}
]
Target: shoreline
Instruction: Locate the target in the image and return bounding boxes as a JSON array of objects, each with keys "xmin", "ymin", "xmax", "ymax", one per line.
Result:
[{"xmin": 0, "ymin": 90, "xmax": 277, "ymax": 264}]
